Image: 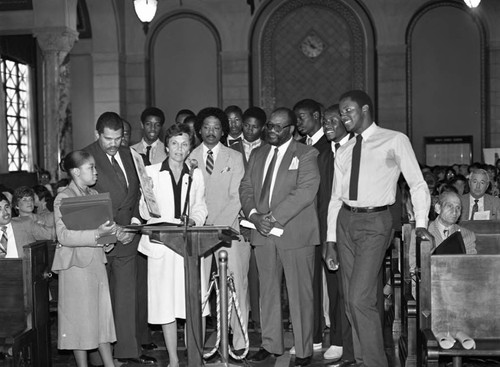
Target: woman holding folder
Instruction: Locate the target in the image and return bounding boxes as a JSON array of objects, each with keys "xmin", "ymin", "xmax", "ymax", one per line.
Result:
[
  {"xmin": 52, "ymin": 150, "xmax": 117, "ymax": 367},
  {"xmin": 138, "ymin": 123, "xmax": 208, "ymax": 367}
]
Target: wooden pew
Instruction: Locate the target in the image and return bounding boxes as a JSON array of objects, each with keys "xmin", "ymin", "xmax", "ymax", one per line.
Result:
[
  {"xmin": 0, "ymin": 241, "xmax": 52, "ymax": 366},
  {"xmin": 416, "ymin": 236, "xmax": 500, "ymax": 367},
  {"xmin": 459, "ymin": 220, "xmax": 500, "ymax": 254}
]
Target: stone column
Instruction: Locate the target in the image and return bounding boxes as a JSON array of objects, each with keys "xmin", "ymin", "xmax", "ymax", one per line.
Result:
[{"xmin": 34, "ymin": 28, "xmax": 78, "ymax": 180}]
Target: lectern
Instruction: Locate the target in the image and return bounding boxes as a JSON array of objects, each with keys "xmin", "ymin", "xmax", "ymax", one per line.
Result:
[{"xmin": 142, "ymin": 225, "xmax": 238, "ymax": 366}]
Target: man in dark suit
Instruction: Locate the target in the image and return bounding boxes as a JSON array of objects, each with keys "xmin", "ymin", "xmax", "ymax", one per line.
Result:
[
  {"xmin": 231, "ymin": 106, "xmax": 266, "ymax": 329},
  {"xmin": 84, "ymin": 112, "xmax": 155, "ymax": 364},
  {"xmin": 460, "ymin": 168, "xmax": 500, "ymax": 221},
  {"xmin": 317, "ymin": 105, "xmax": 355, "ymax": 365},
  {"xmin": 240, "ymin": 107, "xmax": 320, "ymax": 366},
  {"xmin": 293, "ymin": 98, "xmax": 329, "ymax": 351}
]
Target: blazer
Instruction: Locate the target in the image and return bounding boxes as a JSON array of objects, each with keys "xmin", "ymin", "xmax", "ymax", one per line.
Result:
[
  {"xmin": 84, "ymin": 141, "xmax": 141, "ymax": 257},
  {"xmin": 188, "ymin": 143, "xmax": 244, "ymax": 230},
  {"xmin": 51, "ymin": 181, "xmax": 107, "ymax": 272},
  {"xmin": 138, "ymin": 161, "xmax": 208, "ymax": 259},
  {"xmin": 312, "ymin": 134, "xmax": 330, "ymax": 155},
  {"xmin": 239, "ymin": 139, "xmax": 320, "ymax": 249},
  {"xmin": 317, "ymin": 147, "xmax": 335, "ymax": 244},
  {"xmin": 230, "ymin": 140, "xmax": 265, "ymax": 170},
  {"xmin": 131, "ymin": 139, "xmax": 167, "ymax": 165},
  {"xmin": 460, "ymin": 193, "xmax": 500, "ymax": 221},
  {"xmin": 10, "ymin": 216, "xmax": 55, "ymax": 258}
]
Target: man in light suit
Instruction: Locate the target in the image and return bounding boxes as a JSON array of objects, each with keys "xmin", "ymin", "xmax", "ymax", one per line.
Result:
[
  {"xmin": 240, "ymin": 107, "xmax": 320, "ymax": 366},
  {"xmin": 131, "ymin": 107, "xmax": 167, "ymax": 166},
  {"xmin": 84, "ymin": 112, "xmax": 155, "ymax": 364},
  {"xmin": 188, "ymin": 107, "xmax": 249, "ymax": 355},
  {"xmin": 0, "ymin": 193, "xmax": 54, "ymax": 258},
  {"xmin": 460, "ymin": 168, "xmax": 500, "ymax": 221}
]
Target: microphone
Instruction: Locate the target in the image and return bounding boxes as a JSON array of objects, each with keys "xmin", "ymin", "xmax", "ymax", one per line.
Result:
[{"xmin": 188, "ymin": 158, "xmax": 198, "ymax": 177}]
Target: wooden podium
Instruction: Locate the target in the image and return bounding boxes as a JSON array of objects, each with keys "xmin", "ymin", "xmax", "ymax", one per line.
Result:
[{"xmin": 142, "ymin": 225, "xmax": 238, "ymax": 366}]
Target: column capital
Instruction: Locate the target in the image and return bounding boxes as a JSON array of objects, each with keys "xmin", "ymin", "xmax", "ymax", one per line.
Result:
[{"xmin": 34, "ymin": 27, "xmax": 79, "ymax": 63}]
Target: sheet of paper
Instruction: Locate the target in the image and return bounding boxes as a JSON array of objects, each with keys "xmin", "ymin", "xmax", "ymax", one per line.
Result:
[
  {"xmin": 240, "ymin": 219, "xmax": 284, "ymax": 237},
  {"xmin": 130, "ymin": 148, "xmax": 161, "ymax": 218},
  {"xmin": 473, "ymin": 210, "xmax": 490, "ymax": 220}
]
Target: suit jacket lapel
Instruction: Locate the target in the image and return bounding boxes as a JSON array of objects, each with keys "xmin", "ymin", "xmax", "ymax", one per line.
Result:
[
  {"xmin": 272, "ymin": 141, "xmax": 296, "ymax": 207},
  {"xmin": 256, "ymin": 145, "xmax": 272, "ymax": 200}
]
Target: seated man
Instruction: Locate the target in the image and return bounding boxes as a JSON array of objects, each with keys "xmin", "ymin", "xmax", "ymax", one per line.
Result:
[
  {"xmin": 410, "ymin": 190, "xmax": 476, "ymax": 273},
  {"xmin": 0, "ymin": 193, "xmax": 55, "ymax": 258},
  {"xmin": 461, "ymin": 168, "xmax": 500, "ymax": 220}
]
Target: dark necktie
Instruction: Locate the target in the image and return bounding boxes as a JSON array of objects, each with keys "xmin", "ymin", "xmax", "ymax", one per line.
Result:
[
  {"xmin": 258, "ymin": 147, "xmax": 279, "ymax": 213},
  {"xmin": 0, "ymin": 225, "xmax": 8, "ymax": 258},
  {"xmin": 471, "ymin": 199, "xmax": 479, "ymax": 220},
  {"xmin": 349, "ymin": 134, "xmax": 363, "ymax": 201},
  {"xmin": 145, "ymin": 145, "xmax": 152, "ymax": 164},
  {"xmin": 443, "ymin": 229, "xmax": 449, "ymax": 238},
  {"xmin": 334, "ymin": 142, "xmax": 340, "ymax": 152},
  {"xmin": 206, "ymin": 150, "xmax": 214, "ymax": 175},
  {"xmin": 228, "ymin": 137, "xmax": 241, "ymax": 146},
  {"xmin": 111, "ymin": 156, "xmax": 128, "ymax": 190}
]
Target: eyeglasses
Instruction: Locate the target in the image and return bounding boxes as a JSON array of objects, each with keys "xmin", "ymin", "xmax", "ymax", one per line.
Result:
[{"xmin": 266, "ymin": 123, "xmax": 292, "ymax": 133}]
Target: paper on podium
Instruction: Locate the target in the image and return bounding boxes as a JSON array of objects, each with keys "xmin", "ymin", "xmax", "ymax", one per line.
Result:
[
  {"xmin": 240, "ymin": 219, "xmax": 283, "ymax": 237},
  {"xmin": 60, "ymin": 192, "xmax": 116, "ymax": 244}
]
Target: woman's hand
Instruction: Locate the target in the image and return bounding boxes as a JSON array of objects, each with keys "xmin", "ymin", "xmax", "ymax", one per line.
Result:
[{"xmin": 97, "ymin": 220, "xmax": 117, "ymax": 237}]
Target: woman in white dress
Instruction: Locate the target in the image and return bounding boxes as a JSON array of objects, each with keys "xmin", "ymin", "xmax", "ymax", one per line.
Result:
[{"xmin": 138, "ymin": 123, "xmax": 208, "ymax": 367}]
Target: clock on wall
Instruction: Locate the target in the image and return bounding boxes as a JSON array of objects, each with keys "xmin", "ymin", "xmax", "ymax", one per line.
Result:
[{"xmin": 300, "ymin": 33, "xmax": 325, "ymax": 59}]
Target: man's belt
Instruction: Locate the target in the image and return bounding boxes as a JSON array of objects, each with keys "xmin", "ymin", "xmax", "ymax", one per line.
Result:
[{"xmin": 342, "ymin": 203, "xmax": 388, "ymax": 213}]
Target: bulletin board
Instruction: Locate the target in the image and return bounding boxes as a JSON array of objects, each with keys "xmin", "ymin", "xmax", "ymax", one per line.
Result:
[{"xmin": 425, "ymin": 136, "xmax": 472, "ymax": 166}]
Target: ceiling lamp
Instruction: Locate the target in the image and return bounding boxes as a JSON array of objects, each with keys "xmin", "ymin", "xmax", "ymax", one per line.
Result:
[
  {"xmin": 463, "ymin": 0, "xmax": 481, "ymax": 8},
  {"xmin": 134, "ymin": 0, "xmax": 158, "ymax": 33}
]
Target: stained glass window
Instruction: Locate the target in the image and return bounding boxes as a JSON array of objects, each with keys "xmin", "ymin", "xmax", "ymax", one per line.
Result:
[{"xmin": 1, "ymin": 57, "xmax": 31, "ymax": 171}]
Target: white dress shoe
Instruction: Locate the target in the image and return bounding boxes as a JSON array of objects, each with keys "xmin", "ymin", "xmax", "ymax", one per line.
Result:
[
  {"xmin": 289, "ymin": 342, "xmax": 322, "ymax": 355},
  {"xmin": 324, "ymin": 345, "xmax": 343, "ymax": 360}
]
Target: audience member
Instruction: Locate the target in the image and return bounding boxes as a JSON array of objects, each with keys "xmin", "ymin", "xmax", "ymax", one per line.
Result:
[
  {"xmin": 293, "ymin": 98, "xmax": 328, "ymax": 352},
  {"xmin": 461, "ymin": 168, "xmax": 500, "ymax": 221},
  {"xmin": 137, "ymin": 124, "xmax": 208, "ymax": 367},
  {"xmin": 318, "ymin": 104, "xmax": 354, "ymax": 365},
  {"xmin": 132, "ymin": 107, "xmax": 167, "ymax": 166},
  {"xmin": 33, "ymin": 184, "xmax": 55, "ymax": 227},
  {"xmin": 240, "ymin": 107, "xmax": 320, "ymax": 366},
  {"xmin": 450, "ymin": 174, "xmax": 467, "ymax": 195},
  {"xmin": 224, "ymin": 105, "xmax": 244, "ymax": 146},
  {"xmin": 84, "ymin": 112, "xmax": 155, "ymax": 364},
  {"xmin": 189, "ymin": 107, "xmax": 249, "ymax": 355},
  {"xmin": 121, "ymin": 119, "xmax": 132, "ymax": 147},
  {"xmin": 182, "ymin": 115, "xmax": 201, "ymax": 147},
  {"xmin": 175, "ymin": 109, "xmax": 195, "ymax": 125},
  {"xmin": 0, "ymin": 192, "xmax": 54, "ymax": 259},
  {"xmin": 12, "ymin": 186, "xmax": 37, "ymax": 218},
  {"xmin": 51, "ymin": 150, "xmax": 117, "ymax": 367},
  {"xmin": 38, "ymin": 169, "xmax": 54, "ymax": 195},
  {"xmin": 326, "ymin": 90, "xmax": 430, "ymax": 367}
]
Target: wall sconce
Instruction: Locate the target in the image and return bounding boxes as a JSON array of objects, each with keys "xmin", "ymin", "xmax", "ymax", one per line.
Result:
[
  {"xmin": 134, "ymin": 0, "xmax": 158, "ymax": 34},
  {"xmin": 463, "ymin": 0, "xmax": 481, "ymax": 8}
]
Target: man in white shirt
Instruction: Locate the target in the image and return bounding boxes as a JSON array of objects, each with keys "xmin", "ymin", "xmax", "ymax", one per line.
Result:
[
  {"xmin": 325, "ymin": 90, "xmax": 431, "ymax": 367},
  {"xmin": 131, "ymin": 107, "xmax": 167, "ymax": 166},
  {"xmin": 224, "ymin": 105, "xmax": 244, "ymax": 146}
]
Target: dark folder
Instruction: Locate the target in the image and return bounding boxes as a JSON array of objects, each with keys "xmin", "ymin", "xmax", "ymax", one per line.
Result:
[
  {"xmin": 59, "ymin": 192, "xmax": 116, "ymax": 244},
  {"xmin": 432, "ymin": 231, "xmax": 466, "ymax": 255}
]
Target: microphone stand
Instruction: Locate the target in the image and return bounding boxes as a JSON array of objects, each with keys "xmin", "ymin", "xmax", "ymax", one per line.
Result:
[{"xmin": 182, "ymin": 169, "xmax": 194, "ymax": 256}]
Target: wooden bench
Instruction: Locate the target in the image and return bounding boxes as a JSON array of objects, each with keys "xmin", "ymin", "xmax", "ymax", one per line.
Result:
[
  {"xmin": 459, "ymin": 220, "xmax": 500, "ymax": 254},
  {"xmin": 416, "ymin": 236, "xmax": 500, "ymax": 367},
  {"xmin": 0, "ymin": 241, "xmax": 52, "ymax": 366}
]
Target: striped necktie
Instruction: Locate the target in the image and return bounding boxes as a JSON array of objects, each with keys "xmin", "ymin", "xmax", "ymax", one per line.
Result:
[
  {"xmin": 471, "ymin": 199, "xmax": 479, "ymax": 220},
  {"xmin": 0, "ymin": 225, "xmax": 8, "ymax": 258},
  {"xmin": 206, "ymin": 150, "xmax": 214, "ymax": 175}
]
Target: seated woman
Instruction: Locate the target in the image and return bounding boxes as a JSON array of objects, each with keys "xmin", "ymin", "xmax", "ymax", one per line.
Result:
[
  {"xmin": 138, "ymin": 123, "xmax": 208, "ymax": 367},
  {"xmin": 52, "ymin": 150, "xmax": 117, "ymax": 367},
  {"xmin": 12, "ymin": 186, "xmax": 37, "ymax": 219},
  {"xmin": 33, "ymin": 184, "xmax": 55, "ymax": 227}
]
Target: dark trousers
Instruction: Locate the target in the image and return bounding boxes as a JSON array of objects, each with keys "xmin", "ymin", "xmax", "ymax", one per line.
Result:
[
  {"xmin": 312, "ymin": 244, "xmax": 324, "ymax": 343},
  {"xmin": 248, "ymin": 245, "xmax": 260, "ymax": 325},
  {"xmin": 337, "ymin": 207, "xmax": 392, "ymax": 367},
  {"xmin": 136, "ymin": 252, "xmax": 151, "ymax": 345},
  {"xmin": 324, "ymin": 262, "xmax": 354, "ymax": 360}
]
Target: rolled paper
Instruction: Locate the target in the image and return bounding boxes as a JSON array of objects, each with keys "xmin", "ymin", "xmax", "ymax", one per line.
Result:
[
  {"xmin": 455, "ymin": 331, "xmax": 476, "ymax": 350},
  {"xmin": 435, "ymin": 332, "xmax": 456, "ymax": 349}
]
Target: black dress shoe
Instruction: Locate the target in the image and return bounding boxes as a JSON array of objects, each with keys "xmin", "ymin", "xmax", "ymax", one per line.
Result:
[
  {"xmin": 141, "ymin": 343, "xmax": 158, "ymax": 350},
  {"xmin": 117, "ymin": 354, "xmax": 157, "ymax": 364},
  {"xmin": 294, "ymin": 355, "xmax": 312, "ymax": 366},
  {"xmin": 248, "ymin": 348, "xmax": 274, "ymax": 362},
  {"xmin": 328, "ymin": 359, "xmax": 357, "ymax": 367}
]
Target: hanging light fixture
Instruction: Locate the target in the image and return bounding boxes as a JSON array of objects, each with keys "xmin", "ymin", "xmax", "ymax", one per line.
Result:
[
  {"xmin": 463, "ymin": 0, "xmax": 481, "ymax": 8},
  {"xmin": 134, "ymin": 0, "xmax": 158, "ymax": 34}
]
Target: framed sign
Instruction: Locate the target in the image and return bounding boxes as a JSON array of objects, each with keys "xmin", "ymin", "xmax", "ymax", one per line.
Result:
[{"xmin": 425, "ymin": 136, "xmax": 472, "ymax": 166}]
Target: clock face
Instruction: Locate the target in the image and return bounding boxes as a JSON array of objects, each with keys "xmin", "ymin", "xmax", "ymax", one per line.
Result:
[{"xmin": 300, "ymin": 34, "xmax": 325, "ymax": 59}]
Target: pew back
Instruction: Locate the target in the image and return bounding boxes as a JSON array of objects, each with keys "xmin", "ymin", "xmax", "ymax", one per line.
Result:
[
  {"xmin": 0, "ymin": 259, "xmax": 27, "ymax": 338},
  {"xmin": 431, "ymin": 254, "xmax": 500, "ymax": 338},
  {"xmin": 459, "ymin": 220, "xmax": 500, "ymax": 254}
]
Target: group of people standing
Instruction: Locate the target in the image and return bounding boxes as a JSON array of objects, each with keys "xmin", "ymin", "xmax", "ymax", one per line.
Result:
[{"xmin": 49, "ymin": 88, "xmax": 432, "ymax": 367}]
